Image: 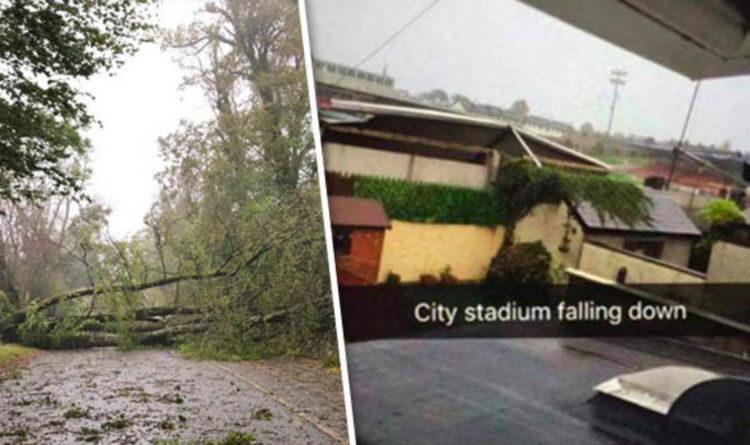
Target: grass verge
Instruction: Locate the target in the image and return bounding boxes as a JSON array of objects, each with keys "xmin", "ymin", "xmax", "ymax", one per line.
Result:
[{"xmin": 0, "ymin": 343, "xmax": 36, "ymax": 378}]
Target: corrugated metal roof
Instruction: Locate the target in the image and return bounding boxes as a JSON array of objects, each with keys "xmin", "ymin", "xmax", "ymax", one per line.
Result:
[
  {"xmin": 576, "ymin": 189, "xmax": 701, "ymax": 236},
  {"xmin": 329, "ymin": 98, "xmax": 506, "ymax": 128},
  {"xmin": 516, "ymin": 128, "xmax": 612, "ymax": 172},
  {"xmin": 325, "ymin": 99, "xmax": 611, "ymax": 173},
  {"xmin": 328, "ymin": 196, "xmax": 390, "ymax": 228},
  {"xmin": 318, "ymin": 109, "xmax": 372, "ymax": 125}
]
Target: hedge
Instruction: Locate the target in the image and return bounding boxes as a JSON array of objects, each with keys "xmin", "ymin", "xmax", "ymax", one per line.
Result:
[{"xmin": 352, "ymin": 175, "xmax": 506, "ymax": 225}]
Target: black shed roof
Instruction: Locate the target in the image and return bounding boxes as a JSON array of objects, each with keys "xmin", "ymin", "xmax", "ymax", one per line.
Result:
[{"xmin": 576, "ymin": 189, "xmax": 701, "ymax": 237}]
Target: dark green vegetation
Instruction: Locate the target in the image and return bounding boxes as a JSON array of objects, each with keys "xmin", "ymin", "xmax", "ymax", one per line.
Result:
[
  {"xmin": 495, "ymin": 159, "xmax": 652, "ymax": 248},
  {"xmin": 353, "ymin": 175, "xmax": 506, "ymax": 225},
  {"xmin": 153, "ymin": 431, "xmax": 257, "ymax": 445},
  {"xmin": 351, "ymin": 160, "xmax": 651, "ymax": 237},
  {"xmin": 251, "ymin": 408, "xmax": 273, "ymax": 421},
  {"xmin": 63, "ymin": 405, "xmax": 88, "ymax": 419},
  {"xmin": 0, "ymin": 1, "xmax": 335, "ymax": 361},
  {"xmin": 0, "ymin": 427, "xmax": 28, "ymax": 439},
  {"xmin": 698, "ymin": 198, "xmax": 744, "ymax": 226},
  {"xmin": 488, "ymin": 160, "xmax": 652, "ymax": 283},
  {"xmin": 693, "ymin": 198, "xmax": 746, "ymax": 261},
  {"xmin": 487, "ymin": 241, "xmax": 552, "ymax": 286},
  {"xmin": 352, "ymin": 161, "xmax": 651, "ymax": 285},
  {"xmin": 0, "ymin": 0, "xmax": 155, "ymax": 203}
]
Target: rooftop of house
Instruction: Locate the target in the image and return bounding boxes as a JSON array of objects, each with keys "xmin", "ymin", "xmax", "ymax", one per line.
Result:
[
  {"xmin": 328, "ymin": 196, "xmax": 391, "ymax": 229},
  {"xmin": 576, "ymin": 188, "xmax": 702, "ymax": 237},
  {"xmin": 627, "ymin": 164, "xmax": 737, "ymax": 191},
  {"xmin": 450, "ymin": 98, "xmax": 575, "ymax": 134}
]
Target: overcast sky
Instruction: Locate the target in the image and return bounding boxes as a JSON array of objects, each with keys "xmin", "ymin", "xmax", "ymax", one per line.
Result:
[
  {"xmin": 306, "ymin": 0, "xmax": 750, "ymax": 150},
  {"xmin": 84, "ymin": 0, "xmax": 750, "ymax": 236},
  {"xmin": 84, "ymin": 0, "xmax": 211, "ymax": 238}
]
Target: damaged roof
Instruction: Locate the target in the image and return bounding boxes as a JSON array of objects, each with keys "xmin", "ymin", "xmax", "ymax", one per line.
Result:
[{"xmin": 320, "ymin": 99, "xmax": 611, "ymax": 173}]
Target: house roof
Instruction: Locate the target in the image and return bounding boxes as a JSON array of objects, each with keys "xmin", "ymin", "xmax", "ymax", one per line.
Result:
[
  {"xmin": 328, "ymin": 196, "xmax": 390, "ymax": 229},
  {"xmin": 627, "ymin": 164, "xmax": 735, "ymax": 190},
  {"xmin": 576, "ymin": 189, "xmax": 701, "ymax": 237}
]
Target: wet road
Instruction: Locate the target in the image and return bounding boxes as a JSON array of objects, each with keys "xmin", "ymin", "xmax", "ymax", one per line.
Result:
[
  {"xmin": 0, "ymin": 348, "xmax": 347, "ymax": 444},
  {"xmin": 347, "ymin": 337, "xmax": 750, "ymax": 444}
]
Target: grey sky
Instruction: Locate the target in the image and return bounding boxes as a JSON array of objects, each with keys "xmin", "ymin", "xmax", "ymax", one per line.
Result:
[
  {"xmin": 306, "ymin": 0, "xmax": 750, "ymax": 150},
  {"xmin": 84, "ymin": 0, "xmax": 211, "ymax": 238}
]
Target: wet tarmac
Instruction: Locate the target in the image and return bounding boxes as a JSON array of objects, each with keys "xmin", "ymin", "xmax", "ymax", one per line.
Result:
[
  {"xmin": 0, "ymin": 348, "xmax": 347, "ymax": 444},
  {"xmin": 347, "ymin": 337, "xmax": 750, "ymax": 444}
]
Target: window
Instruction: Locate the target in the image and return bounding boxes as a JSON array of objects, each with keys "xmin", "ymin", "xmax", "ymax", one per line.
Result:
[
  {"xmin": 623, "ymin": 239, "xmax": 664, "ymax": 259},
  {"xmin": 333, "ymin": 227, "xmax": 353, "ymax": 255},
  {"xmin": 616, "ymin": 267, "xmax": 628, "ymax": 284}
]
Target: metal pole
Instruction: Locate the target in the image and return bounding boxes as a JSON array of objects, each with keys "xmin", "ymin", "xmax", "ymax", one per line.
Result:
[
  {"xmin": 606, "ymin": 69, "xmax": 627, "ymax": 136},
  {"xmin": 678, "ymin": 81, "xmax": 701, "ymax": 143},
  {"xmin": 606, "ymin": 83, "xmax": 619, "ymax": 135},
  {"xmin": 666, "ymin": 80, "xmax": 701, "ymax": 190},
  {"xmin": 666, "ymin": 146, "xmax": 679, "ymax": 191}
]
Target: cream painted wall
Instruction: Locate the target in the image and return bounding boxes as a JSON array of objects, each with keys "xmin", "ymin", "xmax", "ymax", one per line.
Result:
[
  {"xmin": 578, "ymin": 242, "xmax": 705, "ymax": 284},
  {"xmin": 410, "ymin": 156, "xmax": 488, "ymax": 189},
  {"xmin": 515, "ymin": 203, "xmax": 585, "ymax": 268},
  {"xmin": 587, "ymin": 234, "xmax": 625, "ymax": 249},
  {"xmin": 324, "ymin": 143, "xmax": 411, "ymax": 179},
  {"xmin": 323, "ymin": 142, "xmax": 488, "ymax": 189},
  {"xmin": 661, "ymin": 239, "xmax": 694, "ymax": 267},
  {"xmin": 376, "ymin": 203, "xmax": 584, "ymax": 282},
  {"xmin": 586, "ymin": 234, "xmax": 693, "ymax": 268},
  {"xmin": 376, "ymin": 220, "xmax": 503, "ymax": 282},
  {"xmin": 707, "ymin": 241, "xmax": 750, "ymax": 282}
]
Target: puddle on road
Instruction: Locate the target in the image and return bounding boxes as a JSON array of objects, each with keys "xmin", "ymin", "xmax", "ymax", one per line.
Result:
[{"xmin": 0, "ymin": 349, "xmax": 345, "ymax": 444}]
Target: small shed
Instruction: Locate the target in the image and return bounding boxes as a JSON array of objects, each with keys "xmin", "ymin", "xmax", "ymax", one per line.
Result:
[
  {"xmin": 328, "ymin": 196, "xmax": 390, "ymax": 284},
  {"xmin": 575, "ymin": 189, "xmax": 701, "ymax": 267}
]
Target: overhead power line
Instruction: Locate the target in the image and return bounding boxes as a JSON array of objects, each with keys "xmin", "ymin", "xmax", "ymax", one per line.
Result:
[{"xmin": 351, "ymin": 0, "xmax": 442, "ymax": 71}]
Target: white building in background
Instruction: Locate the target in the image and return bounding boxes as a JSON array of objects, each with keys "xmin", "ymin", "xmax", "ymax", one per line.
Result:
[{"xmin": 313, "ymin": 59, "xmax": 401, "ymax": 98}]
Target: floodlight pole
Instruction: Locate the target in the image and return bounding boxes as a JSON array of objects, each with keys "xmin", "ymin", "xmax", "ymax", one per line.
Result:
[
  {"xmin": 666, "ymin": 80, "xmax": 701, "ymax": 190},
  {"xmin": 606, "ymin": 69, "xmax": 627, "ymax": 136}
]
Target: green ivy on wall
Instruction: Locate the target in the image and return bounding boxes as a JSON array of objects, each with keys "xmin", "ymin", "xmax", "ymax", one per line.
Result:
[{"xmin": 352, "ymin": 175, "xmax": 506, "ymax": 225}]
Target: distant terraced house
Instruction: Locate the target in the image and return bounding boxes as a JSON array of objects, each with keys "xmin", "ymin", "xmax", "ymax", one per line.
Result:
[{"xmin": 451, "ymin": 97, "xmax": 575, "ymax": 140}]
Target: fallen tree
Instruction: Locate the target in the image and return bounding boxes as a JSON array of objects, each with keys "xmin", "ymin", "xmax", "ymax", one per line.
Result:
[
  {"xmin": 16, "ymin": 295, "xmax": 331, "ymax": 349},
  {"xmin": 0, "ymin": 262, "xmax": 332, "ymax": 348},
  {"xmin": 65, "ymin": 323, "xmax": 211, "ymax": 348},
  {"xmin": 0, "ymin": 272, "xmax": 228, "ymax": 343},
  {"xmin": 0, "ymin": 242, "xmax": 276, "ymax": 343},
  {"xmin": 0, "ymin": 214, "xmax": 335, "ymax": 354}
]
